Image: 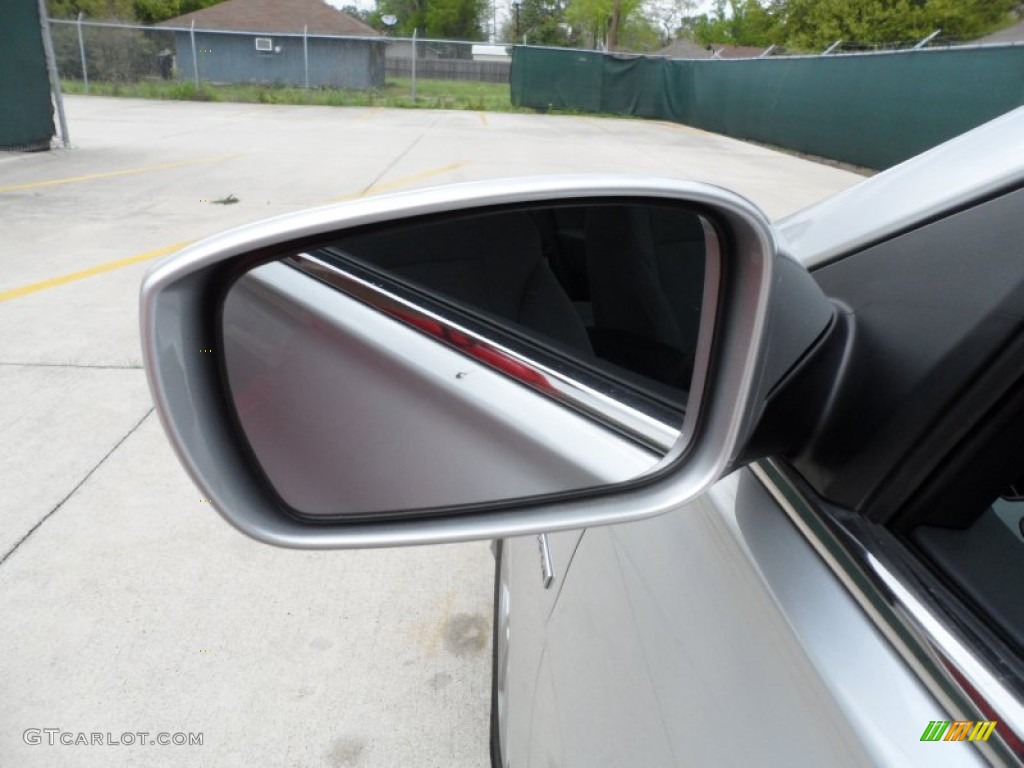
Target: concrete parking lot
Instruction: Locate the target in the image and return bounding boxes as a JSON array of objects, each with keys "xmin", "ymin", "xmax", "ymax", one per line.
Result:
[{"xmin": 0, "ymin": 96, "xmax": 863, "ymax": 767}]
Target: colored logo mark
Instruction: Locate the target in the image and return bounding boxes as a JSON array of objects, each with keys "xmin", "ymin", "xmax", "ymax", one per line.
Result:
[{"xmin": 920, "ymin": 720, "xmax": 997, "ymax": 742}]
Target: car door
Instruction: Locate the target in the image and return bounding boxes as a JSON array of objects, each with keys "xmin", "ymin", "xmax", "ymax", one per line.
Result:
[
  {"xmin": 500, "ymin": 531, "xmax": 583, "ymax": 765},
  {"xmin": 517, "ymin": 167, "xmax": 1024, "ymax": 764}
]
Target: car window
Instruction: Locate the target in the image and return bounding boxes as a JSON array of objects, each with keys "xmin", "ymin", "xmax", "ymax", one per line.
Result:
[
  {"xmin": 993, "ymin": 484, "xmax": 1024, "ymax": 544},
  {"xmin": 311, "ymin": 202, "xmax": 713, "ymax": 420},
  {"xmin": 912, "ymin": 472, "xmax": 1024, "ymax": 655}
]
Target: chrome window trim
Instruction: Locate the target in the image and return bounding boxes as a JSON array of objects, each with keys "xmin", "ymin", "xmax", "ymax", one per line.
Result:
[
  {"xmin": 285, "ymin": 220, "xmax": 721, "ymax": 453},
  {"xmin": 752, "ymin": 458, "xmax": 1024, "ymax": 766}
]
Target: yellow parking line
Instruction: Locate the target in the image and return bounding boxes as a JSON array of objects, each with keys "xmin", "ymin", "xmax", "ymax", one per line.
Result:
[
  {"xmin": 0, "ymin": 242, "xmax": 191, "ymax": 303},
  {"xmin": 478, "ymin": 112, "xmax": 489, "ymax": 126},
  {"xmin": 3, "ymin": 159, "xmax": 466, "ymax": 303},
  {"xmin": 357, "ymin": 107, "xmax": 382, "ymax": 120},
  {"xmin": 332, "ymin": 161, "xmax": 467, "ymax": 202},
  {"xmin": 0, "ymin": 154, "xmax": 239, "ymax": 194}
]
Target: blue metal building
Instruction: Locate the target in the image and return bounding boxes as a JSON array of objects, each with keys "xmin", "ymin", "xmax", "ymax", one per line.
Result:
[
  {"xmin": 168, "ymin": 29, "xmax": 384, "ymax": 89},
  {"xmin": 158, "ymin": 0, "xmax": 385, "ymax": 89}
]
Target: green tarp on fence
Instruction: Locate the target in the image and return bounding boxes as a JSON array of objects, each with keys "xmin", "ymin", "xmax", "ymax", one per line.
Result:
[
  {"xmin": 0, "ymin": 2, "xmax": 54, "ymax": 150},
  {"xmin": 511, "ymin": 45, "xmax": 1024, "ymax": 170}
]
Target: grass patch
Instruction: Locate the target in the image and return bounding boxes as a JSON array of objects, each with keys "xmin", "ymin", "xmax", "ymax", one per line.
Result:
[{"xmin": 60, "ymin": 77, "xmax": 527, "ymax": 113}]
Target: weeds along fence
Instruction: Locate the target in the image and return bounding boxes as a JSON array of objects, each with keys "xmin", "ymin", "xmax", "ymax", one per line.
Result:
[{"xmin": 48, "ymin": 18, "xmax": 512, "ymax": 94}]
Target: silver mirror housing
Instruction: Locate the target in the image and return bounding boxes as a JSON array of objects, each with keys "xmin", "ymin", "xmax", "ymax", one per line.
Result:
[{"xmin": 140, "ymin": 176, "xmax": 833, "ymax": 548}]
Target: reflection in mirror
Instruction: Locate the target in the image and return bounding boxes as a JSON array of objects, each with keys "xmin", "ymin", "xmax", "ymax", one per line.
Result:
[{"xmin": 221, "ymin": 202, "xmax": 717, "ymax": 519}]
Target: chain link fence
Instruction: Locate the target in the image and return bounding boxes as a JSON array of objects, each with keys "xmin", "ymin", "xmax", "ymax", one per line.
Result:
[
  {"xmin": 48, "ymin": 18, "xmax": 512, "ymax": 106},
  {"xmin": 820, "ymin": 33, "xmax": 969, "ymax": 54},
  {"xmin": 384, "ymin": 38, "xmax": 511, "ymax": 83},
  {"xmin": 50, "ymin": 19, "xmax": 176, "ymax": 85}
]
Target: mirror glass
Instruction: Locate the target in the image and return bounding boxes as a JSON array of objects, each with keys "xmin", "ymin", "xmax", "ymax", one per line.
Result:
[{"xmin": 221, "ymin": 201, "xmax": 718, "ymax": 519}]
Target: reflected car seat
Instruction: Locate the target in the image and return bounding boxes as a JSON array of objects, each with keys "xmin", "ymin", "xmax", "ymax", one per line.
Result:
[
  {"xmin": 334, "ymin": 211, "xmax": 594, "ymax": 355},
  {"xmin": 583, "ymin": 205, "xmax": 706, "ymax": 388}
]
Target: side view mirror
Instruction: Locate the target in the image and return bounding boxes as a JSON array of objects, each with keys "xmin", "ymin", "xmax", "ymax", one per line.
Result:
[{"xmin": 140, "ymin": 176, "xmax": 834, "ymax": 548}]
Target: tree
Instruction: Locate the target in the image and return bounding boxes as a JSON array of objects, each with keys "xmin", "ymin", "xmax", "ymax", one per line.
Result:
[
  {"xmin": 679, "ymin": 0, "xmax": 1017, "ymax": 50},
  {"xmin": 690, "ymin": 0, "xmax": 780, "ymax": 46},
  {"xmin": 424, "ymin": 0, "xmax": 488, "ymax": 38},
  {"xmin": 508, "ymin": 0, "xmax": 577, "ymax": 46},
  {"xmin": 566, "ymin": 0, "xmax": 643, "ymax": 49},
  {"xmin": 774, "ymin": 0, "xmax": 1016, "ymax": 50},
  {"xmin": 617, "ymin": 12, "xmax": 663, "ymax": 50},
  {"xmin": 47, "ymin": 0, "xmax": 223, "ymax": 23},
  {"xmin": 48, "ymin": 0, "xmax": 135, "ymax": 19},
  {"xmin": 921, "ymin": 0, "xmax": 1018, "ymax": 40},
  {"xmin": 377, "ymin": 0, "xmax": 488, "ymax": 39},
  {"xmin": 339, "ymin": 3, "xmax": 375, "ymax": 24},
  {"xmin": 643, "ymin": 0, "xmax": 697, "ymax": 42}
]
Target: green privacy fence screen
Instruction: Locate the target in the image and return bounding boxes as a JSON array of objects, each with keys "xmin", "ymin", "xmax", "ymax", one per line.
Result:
[
  {"xmin": 510, "ymin": 45, "xmax": 1024, "ymax": 170},
  {"xmin": 0, "ymin": 1, "xmax": 54, "ymax": 150}
]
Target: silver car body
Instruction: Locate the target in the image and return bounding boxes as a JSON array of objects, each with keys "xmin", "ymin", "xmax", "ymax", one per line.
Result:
[
  {"xmin": 498, "ymin": 108, "xmax": 1024, "ymax": 767},
  {"xmin": 501, "ymin": 473, "xmax": 983, "ymax": 766},
  {"xmin": 140, "ymin": 107, "xmax": 1024, "ymax": 766}
]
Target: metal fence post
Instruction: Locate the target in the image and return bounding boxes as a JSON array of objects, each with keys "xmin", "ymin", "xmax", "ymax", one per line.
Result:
[
  {"xmin": 38, "ymin": 0, "xmax": 70, "ymax": 147},
  {"xmin": 303, "ymin": 25, "xmax": 309, "ymax": 89},
  {"xmin": 76, "ymin": 11, "xmax": 89, "ymax": 92},
  {"xmin": 190, "ymin": 20, "xmax": 199, "ymax": 88},
  {"xmin": 914, "ymin": 29, "xmax": 941, "ymax": 50},
  {"xmin": 411, "ymin": 28, "xmax": 417, "ymax": 100}
]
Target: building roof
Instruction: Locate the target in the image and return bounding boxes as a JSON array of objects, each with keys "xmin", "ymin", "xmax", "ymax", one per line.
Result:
[
  {"xmin": 656, "ymin": 39, "xmax": 768, "ymax": 60},
  {"xmin": 977, "ymin": 19, "xmax": 1024, "ymax": 44},
  {"xmin": 708, "ymin": 44, "xmax": 768, "ymax": 59},
  {"xmin": 157, "ymin": 0, "xmax": 379, "ymax": 37}
]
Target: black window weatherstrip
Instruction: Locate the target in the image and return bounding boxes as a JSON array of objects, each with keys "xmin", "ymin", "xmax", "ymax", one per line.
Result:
[
  {"xmin": 752, "ymin": 458, "xmax": 1024, "ymax": 766},
  {"xmin": 284, "ymin": 251, "xmax": 687, "ymax": 454}
]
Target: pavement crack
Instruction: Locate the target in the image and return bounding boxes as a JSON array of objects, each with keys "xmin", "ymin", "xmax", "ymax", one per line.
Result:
[
  {"xmin": 359, "ymin": 114, "xmax": 440, "ymax": 195},
  {"xmin": 0, "ymin": 406, "xmax": 155, "ymax": 568}
]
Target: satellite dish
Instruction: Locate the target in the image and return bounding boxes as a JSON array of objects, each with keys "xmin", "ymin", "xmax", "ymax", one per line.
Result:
[{"xmin": 381, "ymin": 14, "xmax": 398, "ymax": 26}]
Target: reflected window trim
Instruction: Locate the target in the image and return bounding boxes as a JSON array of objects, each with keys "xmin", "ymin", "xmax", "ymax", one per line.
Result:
[{"xmin": 284, "ymin": 246, "xmax": 716, "ymax": 454}]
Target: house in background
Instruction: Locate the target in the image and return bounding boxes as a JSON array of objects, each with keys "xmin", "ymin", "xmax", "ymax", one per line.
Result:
[
  {"xmin": 655, "ymin": 39, "xmax": 714, "ymax": 59},
  {"xmin": 471, "ymin": 45, "xmax": 511, "ymax": 63},
  {"xmin": 656, "ymin": 39, "xmax": 769, "ymax": 60},
  {"xmin": 708, "ymin": 44, "xmax": 769, "ymax": 59},
  {"xmin": 158, "ymin": 0, "xmax": 385, "ymax": 89}
]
